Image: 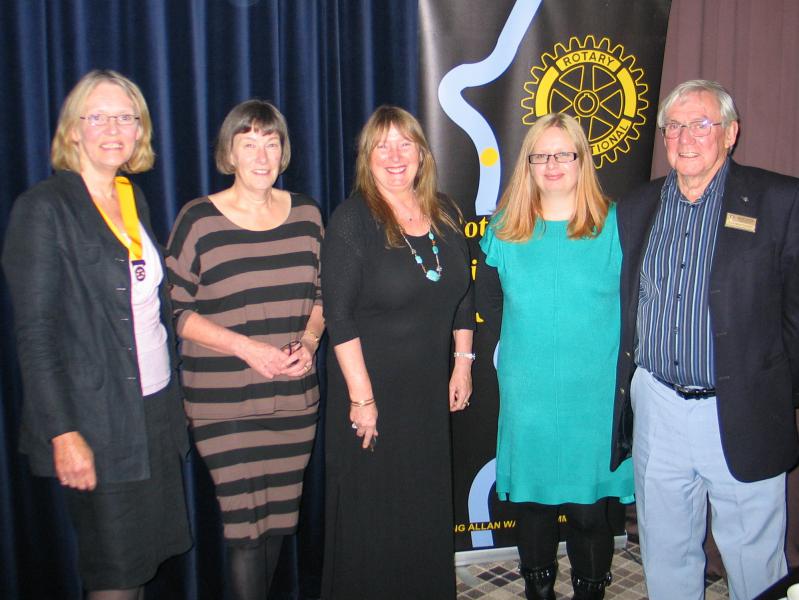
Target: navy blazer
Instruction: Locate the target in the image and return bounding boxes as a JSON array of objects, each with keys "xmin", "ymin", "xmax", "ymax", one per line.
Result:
[
  {"xmin": 2, "ymin": 170, "xmax": 189, "ymax": 483},
  {"xmin": 611, "ymin": 160, "xmax": 799, "ymax": 482}
]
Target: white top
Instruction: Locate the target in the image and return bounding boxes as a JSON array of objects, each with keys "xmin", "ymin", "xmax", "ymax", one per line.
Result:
[{"xmin": 130, "ymin": 228, "xmax": 171, "ymax": 396}]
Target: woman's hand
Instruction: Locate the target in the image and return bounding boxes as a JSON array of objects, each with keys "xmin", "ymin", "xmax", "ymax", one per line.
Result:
[
  {"xmin": 237, "ymin": 338, "xmax": 293, "ymax": 379},
  {"xmin": 180, "ymin": 312, "xmax": 297, "ymax": 379},
  {"xmin": 52, "ymin": 431, "xmax": 97, "ymax": 491},
  {"xmin": 449, "ymin": 363, "xmax": 473, "ymax": 412},
  {"xmin": 349, "ymin": 403, "xmax": 378, "ymax": 450},
  {"xmin": 281, "ymin": 339, "xmax": 316, "ymax": 378}
]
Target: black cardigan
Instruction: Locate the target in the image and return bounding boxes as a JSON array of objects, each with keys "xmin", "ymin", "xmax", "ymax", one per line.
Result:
[{"xmin": 2, "ymin": 170, "xmax": 188, "ymax": 482}]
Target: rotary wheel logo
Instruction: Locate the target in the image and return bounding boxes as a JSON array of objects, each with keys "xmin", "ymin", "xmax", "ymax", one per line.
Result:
[{"xmin": 521, "ymin": 35, "xmax": 648, "ymax": 168}]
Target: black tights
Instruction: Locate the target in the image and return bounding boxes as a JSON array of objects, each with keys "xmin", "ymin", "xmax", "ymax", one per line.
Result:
[
  {"xmin": 515, "ymin": 499, "xmax": 613, "ymax": 579},
  {"xmin": 226, "ymin": 535, "xmax": 284, "ymax": 600},
  {"xmin": 87, "ymin": 588, "xmax": 143, "ymax": 600}
]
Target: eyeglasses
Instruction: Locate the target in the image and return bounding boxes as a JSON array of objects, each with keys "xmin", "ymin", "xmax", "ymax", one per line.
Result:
[
  {"xmin": 528, "ymin": 152, "xmax": 578, "ymax": 164},
  {"xmin": 660, "ymin": 119, "xmax": 722, "ymax": 139},
  {"xmin": 281, "ymin": 340, "xmax": 302, "ymax": 355},
  {"xmin": 80, "ymin": 114, "xmax": 140, "ymax": 127}
]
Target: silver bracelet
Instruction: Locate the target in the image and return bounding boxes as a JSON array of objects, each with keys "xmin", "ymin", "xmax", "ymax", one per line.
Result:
[{"xmin": 453, "ymin": 352, "xmax": 476, "ymax": 360}]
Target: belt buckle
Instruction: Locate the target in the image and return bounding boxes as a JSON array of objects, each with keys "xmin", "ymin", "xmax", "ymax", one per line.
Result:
[{"xmin": 674, "ymin": 384, "xmax": 714, "ymax": 399}]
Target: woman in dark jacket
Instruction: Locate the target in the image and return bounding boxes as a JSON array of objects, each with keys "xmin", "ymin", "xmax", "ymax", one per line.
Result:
[{"xmin": 2, "ymin": 70, "xmax": 191, "ymax": 599}]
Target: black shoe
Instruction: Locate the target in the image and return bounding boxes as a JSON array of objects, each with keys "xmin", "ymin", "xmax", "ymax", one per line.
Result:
[
  {"xmin": 570, "ymin": 570, "xmax": 612, "ymax": 600},
  {"xmin": 520, "ymin": 562, "xmax": 557, "ymax": 600}
]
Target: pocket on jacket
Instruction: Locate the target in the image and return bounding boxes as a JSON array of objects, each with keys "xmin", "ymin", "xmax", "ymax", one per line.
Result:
[
  {"xmin": 741, "ymin": 242, "xmax": 774, "ymax": 263},
  {"xmin": 77, "ymin": 243, "xmax": 102, "ymax": 265},
  {"xmin": 762, "ymin": 352, "xmax": 788, "ymax": 371},
  {"xmin": 65, "ymin": 359, "xmax": 105, "ymax": 391}
]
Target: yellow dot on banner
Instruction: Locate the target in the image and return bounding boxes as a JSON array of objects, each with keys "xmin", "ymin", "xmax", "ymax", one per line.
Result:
[{"xmin": 480, "ymin": 147, "xmax": 499, "ymax": 166}]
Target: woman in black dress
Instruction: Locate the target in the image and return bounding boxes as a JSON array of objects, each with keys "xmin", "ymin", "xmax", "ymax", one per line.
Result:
[
  {"xmin": 321, "ymin": 105, "xmax": 474, "ymax": 600},
  {"xmin": 2, "ymin": 70, "xmax": 191, "ymax": 599}
]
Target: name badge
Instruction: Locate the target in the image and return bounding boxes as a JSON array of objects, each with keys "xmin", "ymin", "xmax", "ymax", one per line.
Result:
[{"xmin": 724, "ymin": 212, "xmax": 757, "ymax": 233}]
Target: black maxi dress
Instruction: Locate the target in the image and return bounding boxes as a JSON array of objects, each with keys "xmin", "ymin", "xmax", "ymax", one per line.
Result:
[{"xmin": 321, "ymin": 193, "xmax": 473, "ymax": 600}]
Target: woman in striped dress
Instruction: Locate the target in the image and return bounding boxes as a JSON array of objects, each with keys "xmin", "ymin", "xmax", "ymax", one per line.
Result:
[{"xmin": 166, "ymin": 100, "xmax": 324, "ymax": 600}]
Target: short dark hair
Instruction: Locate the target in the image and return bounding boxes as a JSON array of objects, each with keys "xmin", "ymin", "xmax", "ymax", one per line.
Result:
[{"xmin": 214, "ymin": 99, "xmax": 291, "ymax": 174}]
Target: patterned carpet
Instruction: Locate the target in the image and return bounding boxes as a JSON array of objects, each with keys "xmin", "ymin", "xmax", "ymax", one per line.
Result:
[{"xmin": 455, "ymin": 541, "xmax": 730, "ymax": 599}]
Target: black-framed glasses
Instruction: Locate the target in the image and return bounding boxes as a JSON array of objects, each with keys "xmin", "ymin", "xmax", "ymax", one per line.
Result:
[
  {"xmin": 660, "ymin": 119, "xmax": 722, "ymax": 139},
  {"xmin": 80, "ymin": 114, "xmax": 140, "ymax": 127},
  {"xmin": 528, "ymin": 152, "xmax": 578, "ymax": 164},
  {"xmin": 281, "ymin": 340, "xmax": 302, "ymax": 355}
]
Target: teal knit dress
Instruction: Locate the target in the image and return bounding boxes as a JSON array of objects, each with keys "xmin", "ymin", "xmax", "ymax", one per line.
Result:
[{"xmin": 480, "ymin": 205, "xmax": 634, "ymax": 505}]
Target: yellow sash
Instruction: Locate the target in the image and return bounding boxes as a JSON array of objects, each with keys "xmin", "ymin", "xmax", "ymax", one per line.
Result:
[{"xmin": 93, "ymin": 176, "xmax": 143, "ymax": 261}]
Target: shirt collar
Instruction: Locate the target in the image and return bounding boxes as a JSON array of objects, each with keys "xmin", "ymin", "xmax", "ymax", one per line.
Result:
[{"xmin": 664, "ymin": 158, "xmax": 730, "ymax": 207}]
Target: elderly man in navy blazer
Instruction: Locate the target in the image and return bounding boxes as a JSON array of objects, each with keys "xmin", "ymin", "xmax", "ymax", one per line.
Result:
[{"xmin": 611, "ymin": 79, "xmax": 799, "ymax": 600}]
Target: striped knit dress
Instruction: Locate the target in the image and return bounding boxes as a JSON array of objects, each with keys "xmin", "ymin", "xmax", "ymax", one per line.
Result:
[{"xmin": 166, "ymin": 193, "xmax": 322, "ymax": 545}]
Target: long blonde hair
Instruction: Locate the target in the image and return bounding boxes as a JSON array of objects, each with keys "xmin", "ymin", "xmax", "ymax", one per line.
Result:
[
  {"xmin": 50, "ymin": 69, "xmax": 155, "ymax": 173},
  {"xmin": 354, "ymin": 105, "xmax": 459, "ymax": 247},
  {"xmin": 493, "ymin": 113, "xmax": 609, "ymax": 241}
]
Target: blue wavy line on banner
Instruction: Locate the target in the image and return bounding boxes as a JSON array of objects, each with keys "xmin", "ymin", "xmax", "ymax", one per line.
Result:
[
  {"xmin": 468, "ymin": 458, "xmax": 497, "ymax": 547},
  {"xmin": 437, "ymin": 0, "xmax": 542, "ymax": 216}
]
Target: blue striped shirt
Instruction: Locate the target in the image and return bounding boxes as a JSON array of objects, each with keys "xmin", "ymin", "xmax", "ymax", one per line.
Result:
[{"xmin": 635, "ymin": 159, "xmax": 730, "ymax": 387}]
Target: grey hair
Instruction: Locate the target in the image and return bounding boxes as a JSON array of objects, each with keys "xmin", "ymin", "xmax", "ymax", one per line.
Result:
[{"xmin": 656, "ymin": 80, "xmax": 739, "ymax": 128}]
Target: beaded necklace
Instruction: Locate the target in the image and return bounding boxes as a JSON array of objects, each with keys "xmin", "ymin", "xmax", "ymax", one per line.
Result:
[{"xmin": 400, "ymin": 226, "xmax": 443, "ymax": 282}]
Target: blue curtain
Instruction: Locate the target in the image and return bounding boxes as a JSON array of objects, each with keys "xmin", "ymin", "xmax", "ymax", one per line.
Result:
[{"xmin": 0, "ymin": 2, "xmax": 418, "ymax": 598}]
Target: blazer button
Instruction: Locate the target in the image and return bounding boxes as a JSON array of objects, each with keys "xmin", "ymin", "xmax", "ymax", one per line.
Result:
[
  {"xmin": 619, "ymin": 388, "xmax": 626, "ymax": 395},
  {"xmin": 625, "ymin": 351, "xmax": 631, "ymax": 358}
]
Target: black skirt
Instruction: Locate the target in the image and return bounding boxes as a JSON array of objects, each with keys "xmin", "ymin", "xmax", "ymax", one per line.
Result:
[{"xmin": 64, "ymin": 383, "xmax": 192, "ymax": 590}]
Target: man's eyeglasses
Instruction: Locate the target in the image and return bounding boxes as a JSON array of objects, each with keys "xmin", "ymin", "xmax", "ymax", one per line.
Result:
[
  {"xmin": 660, "ymin": 119, "xmax": 722, "ymax": 139},
  {"xmin": 528, "ymin": 152, "xmax": 578, "ymax": 164},
  {"xmin": 80, "ymin": 114, "xmax": 140, "ymax": 127}
]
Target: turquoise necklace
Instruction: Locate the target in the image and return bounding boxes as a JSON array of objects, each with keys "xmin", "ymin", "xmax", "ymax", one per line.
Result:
[{"xmin": 400, "ymin": 227, "xmax": 442, "ymax": 282}]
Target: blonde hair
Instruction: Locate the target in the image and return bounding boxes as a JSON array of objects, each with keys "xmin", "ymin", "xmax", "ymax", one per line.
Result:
[
  {"xmin": 493, "ymin": 113, "xmax": 609, "ymax": 241},
  {"xmin": 51, "ymin": 69, "xmax": 155, "ymax": 173},
  {"xmin": 354, "ymin": 105, "xmax": 459, "ymax": 247},
  {"xmin": 215, "ymin": 99, "xmax": 291, "ymax": 174}
]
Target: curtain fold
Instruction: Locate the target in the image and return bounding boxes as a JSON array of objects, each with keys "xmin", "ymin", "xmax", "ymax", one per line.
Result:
[
  {"xmin": 653, "ymin": 0, "xmax": 799, "ymax": 178},
  {"xmin": 0, "ymin": 2, "xmax": 417, "ymax": 598}
]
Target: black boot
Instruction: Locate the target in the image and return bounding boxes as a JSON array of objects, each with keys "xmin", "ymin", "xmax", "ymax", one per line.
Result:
[
  {"xmin": 570, "ymin": 570, "xmax": 611, "ymax": 600},
  {"xmin": 520, "ymin": 562, "xmax": 557, "ymax": 600}
]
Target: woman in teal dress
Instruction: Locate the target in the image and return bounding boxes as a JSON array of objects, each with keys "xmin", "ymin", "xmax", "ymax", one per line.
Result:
[{"xmin": 477, "ymin": 113, "xmax": 633, "ymax": 600}]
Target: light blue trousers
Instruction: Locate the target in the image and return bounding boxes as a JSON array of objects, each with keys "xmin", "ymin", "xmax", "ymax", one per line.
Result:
[{"xmin": 631, "ymin": 368, "xmax": 787, "ymax": 600}]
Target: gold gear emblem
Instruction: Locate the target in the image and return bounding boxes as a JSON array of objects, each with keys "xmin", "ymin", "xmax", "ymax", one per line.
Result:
[{"xmin": 521, "ymin": 35, "xmax": 648, "ymax": 168}]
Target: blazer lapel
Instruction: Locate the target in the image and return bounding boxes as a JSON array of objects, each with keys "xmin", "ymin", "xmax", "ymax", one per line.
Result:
[
  {"xmin": 710, "ymin": 161, "xmax": 758, "ymax": 286},
  {"xmin": 620, "ymin": 182, "xmax": 662, "ymax": 324}
]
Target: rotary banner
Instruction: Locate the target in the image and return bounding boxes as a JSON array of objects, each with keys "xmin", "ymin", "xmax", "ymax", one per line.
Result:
[{"xmin": 418, "ymin": 0, "xmax": 672, "ymax": 557}]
